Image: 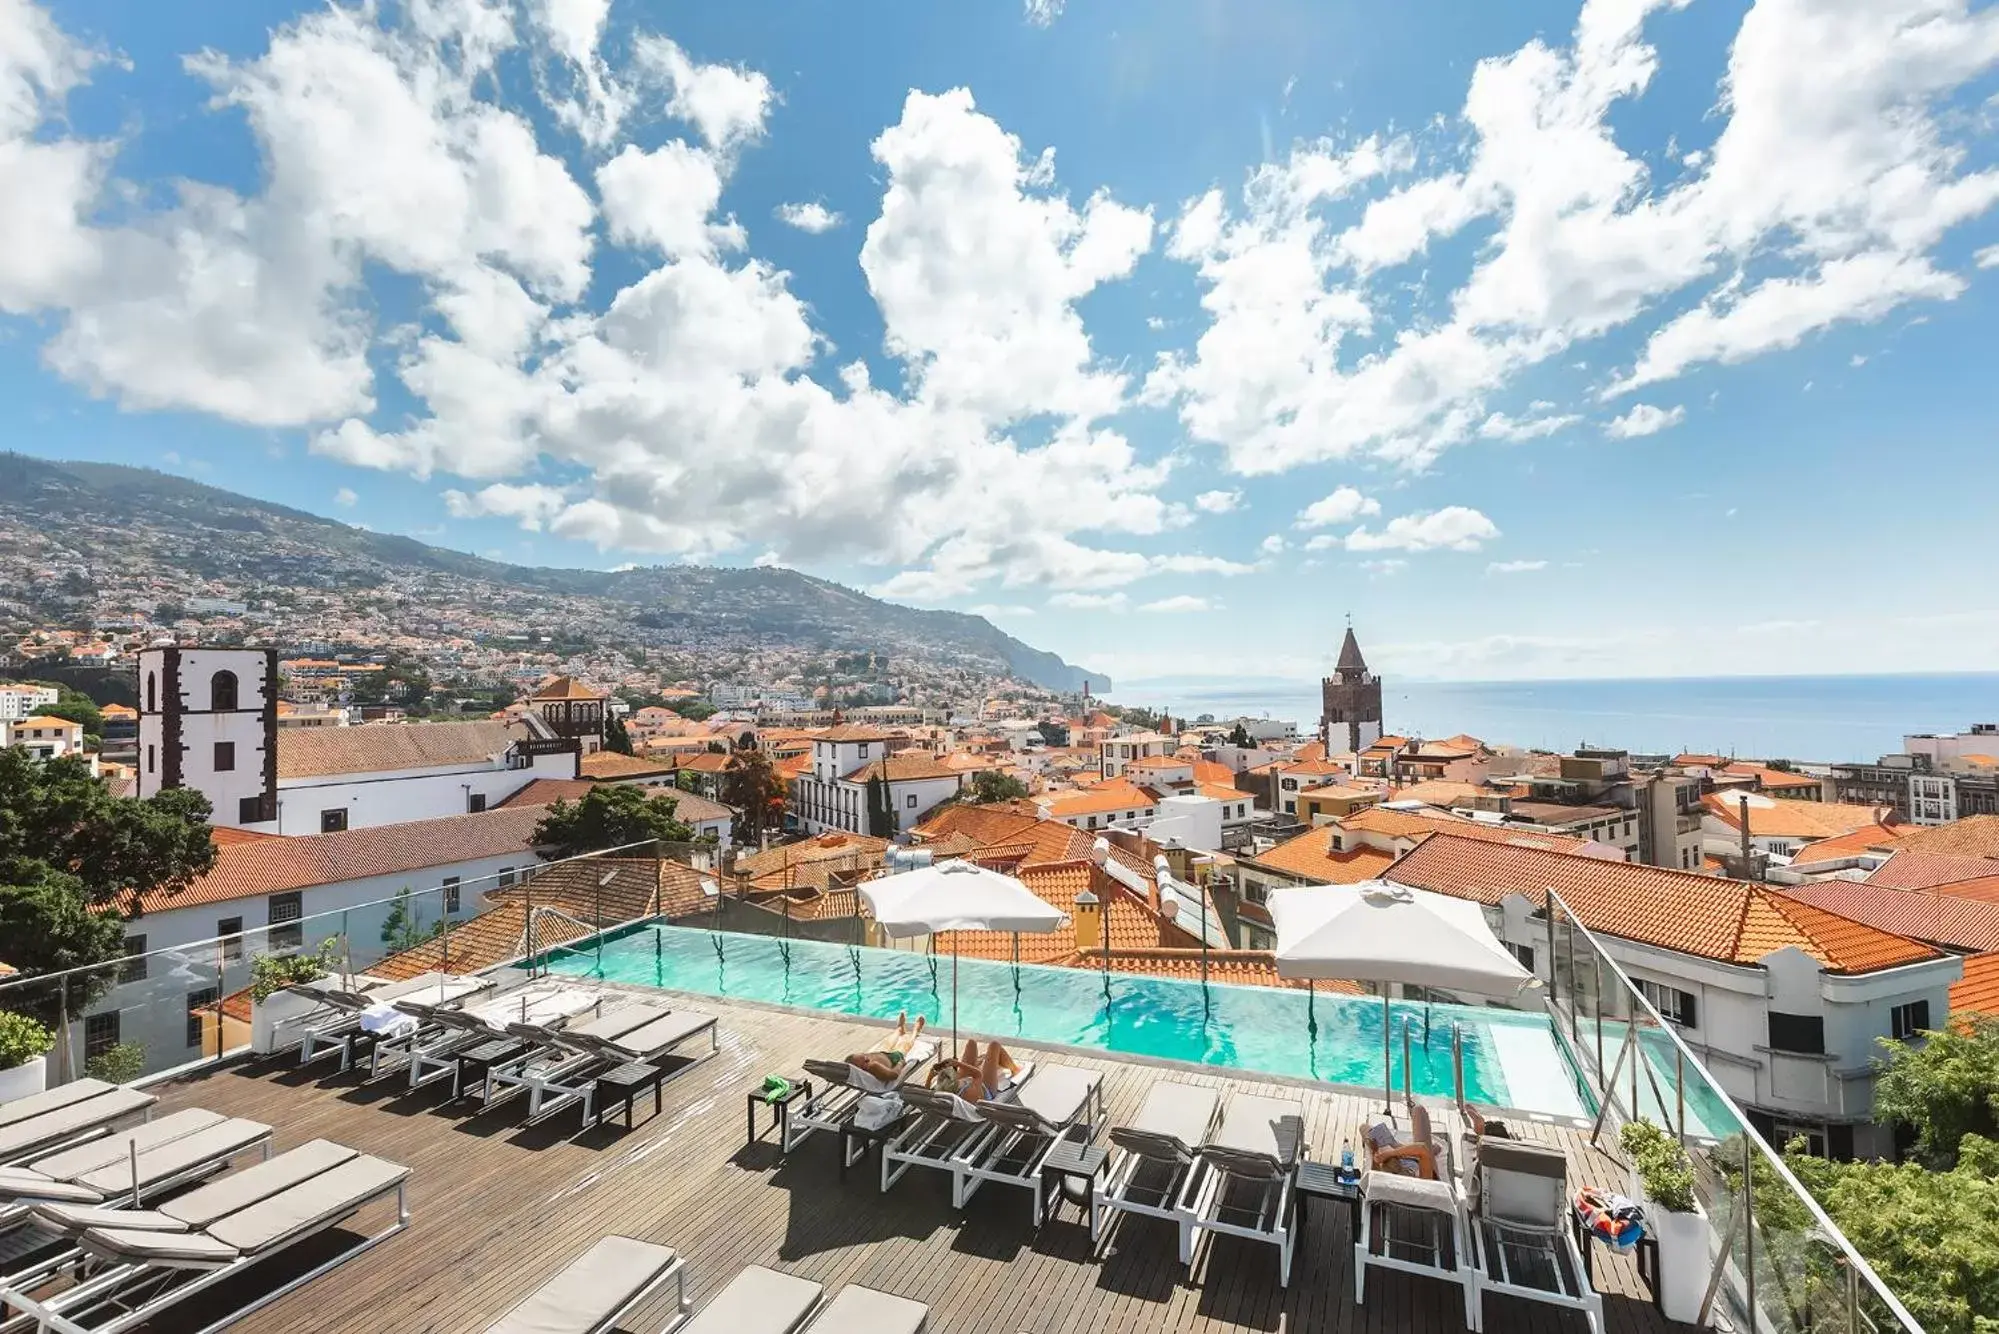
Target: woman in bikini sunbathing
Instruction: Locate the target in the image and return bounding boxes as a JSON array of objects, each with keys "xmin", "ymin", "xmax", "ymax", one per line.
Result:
[
  {"xmin": 845, "ymin": 1012, "xmax": 927, "ymax": 1084},
  {"xmin": 929, "ymin": 1037, "xmax": 1020, "ymax": 1103}
]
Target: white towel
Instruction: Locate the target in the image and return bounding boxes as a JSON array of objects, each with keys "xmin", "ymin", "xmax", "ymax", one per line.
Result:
[{"xmin": 358, "ymin": 1004, "xmax": 418, "ymax": 1037}]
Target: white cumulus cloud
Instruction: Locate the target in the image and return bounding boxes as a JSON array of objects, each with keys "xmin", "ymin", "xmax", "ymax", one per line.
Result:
[
  {"xmin": 1295, "ymin": 485, "xmax": 1380, "ymax": 529},
  {"xmin": 1138, "ymin": 594, "xmax": 1215, "ymax": 613},
  {"xmin": 1605, "ymin": 402, "xmax": 1685, "ymax": 439},
  {"xmin": 774, "ymin": 201, "xmax": 843, "ymax": 232},
  {"xmin": 1193, "ymin": 488, "xmax": 1242, "ymax": 513},
  {"xmin": 1344, "ymin": 506, "xmax": 1499, "ymax": 552},
  {"xmin": 1486, "ymin": 558, "xmax": 1547, "ymax": 574},
  {"xmin": 332, "ymin": 486, "xmax": 358, "ymax": 508}
]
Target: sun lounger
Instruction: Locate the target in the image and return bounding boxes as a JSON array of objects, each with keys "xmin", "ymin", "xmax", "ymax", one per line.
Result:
[
  {"xmin": 1176, "ymin": 1091, "xmax": 1307, "ymax": 1286},
  {"xmin": 1354, "ymin": 1128, "xmax": 1477, "ymax": 1330},
  {"xmin": 1467, "ymin": 1137, "xmax": 1602, "ymax": 1334},
  {"xmin": 400, "ymin": 983, "xmax": 603, "ymax": 1095},
  {"xmin": 800, "ymin": 1284, "xmax": 927, "ymax": 1334},
  {"xmin": 484, "ymin": 1002, "xmax": 669, "ymax": 1123},
  {"xmin": 3, "ymin": 1108, "xmax": 225, "ymax": 1204},
  {"xmin": 957, "ymin": 1063, "xmax": 1104, "ymax": 1224},
  {"xmin": 485, "ymin": 1234, "xmax": 687, "ymax": 1334},
  {"xmin": 568, "ymin": 1010, "xmax": 719, "ymax": 1064},
  {"xmin": 879, "ymin": 1063, "xmax": 1033, "ymax": 1200},
  {"xmin": 786, "ymin": 1039, "xmax": 937, "ymax": 1162},
  {"xmin": 0, "ymin": 1139, "xmax": 406, "ymax": 1334},
  {"xmin": 298, "ymin": 972, "xmax": 494, "ymax": 1073},
  {"xmin": 0, "ymin": 1084, "xmax": 157, "ymax": 1168},
  {"xmin": 1091, "ymin": 1081, "xmax": 1220, "ymax": 1256}
]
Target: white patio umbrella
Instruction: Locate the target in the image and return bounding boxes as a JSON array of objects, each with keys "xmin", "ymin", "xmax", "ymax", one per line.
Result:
[
  {"xmin": 1268, "ymin": 879, "xmax": 1538, "ymax": 1110},
  {"xmin": 859, "ymin": 858, "xmax": 1069, "ymax": 1050}
]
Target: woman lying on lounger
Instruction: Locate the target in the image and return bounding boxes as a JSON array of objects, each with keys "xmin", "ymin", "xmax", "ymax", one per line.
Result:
[
  {"xmin": 846, "ymin": 1012, "xmax": 927, "ymax": 1083},
  {"xmin": 928, "ymin": 1038, "xmax": 1019, "ymax": 1102}
]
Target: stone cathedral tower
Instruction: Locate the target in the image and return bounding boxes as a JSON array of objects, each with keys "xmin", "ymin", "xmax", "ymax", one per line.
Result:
[{"xmin": 1319, "ymin": 625, "xmax": 1383, "ymax": 755}]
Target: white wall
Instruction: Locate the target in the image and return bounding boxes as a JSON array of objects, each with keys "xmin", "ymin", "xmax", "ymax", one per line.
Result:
[
  {"xmin": 1143, "ymin": 794, "xmax": 1225, "ymax": 852},
  {"xmin": 263, "ymin": 749, "xmax": 574, "ymax": 834}
]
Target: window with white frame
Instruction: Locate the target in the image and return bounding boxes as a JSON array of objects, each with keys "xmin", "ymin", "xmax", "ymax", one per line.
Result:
[
  {"xmin": 1635, "ymin": 977, "xmax": 1698, "ymax": 1029},
  {"xmin": 1890, "ymin": 999, "xmax": 1931, "ymax": 1041}
]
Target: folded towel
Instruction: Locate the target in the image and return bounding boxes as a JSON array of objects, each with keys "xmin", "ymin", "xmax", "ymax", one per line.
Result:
[{"xmin": 359, "ymin": 1004, "xmax": 418, "ymax": 1037}]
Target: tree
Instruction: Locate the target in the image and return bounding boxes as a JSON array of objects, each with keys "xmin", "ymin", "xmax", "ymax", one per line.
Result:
[
  {"xmin": 721, "ymin": 742, "xmax": 784, "ymax": 845},
  {"xmin": 0, "ymin": 750, "xmax": 216, "ymax": 900},
  {"xmin": 42, "ymin": 689, "xmax": 102, "ymax": 737},
  {"xmin": 379, "ymin": 888, "xmax": 443, "ymax": 953},
  {"xmin": 666, "ymin": 698, "xmax": 717, "ymax": 722},
  {"xmin": 0, "ymin": 859, "xmax": 127, "ymax": 1024},
  {"xmin": 864, "ymin": 771, "xmax": 898, "ymax": 839},
  {"xmin": 604, "ymin": 715, "xmax": 635, "ymax": 755},
  {"xmin": 1872, "ymin": 1015, "xmax": 1999, "ymax": 1165},
  {"xmin": 531, "ymin": 785, "xmax": 694, "ymax": 860},
  {"xmin": 1227, "ymin": 721, "xmax": 1255, "ymax": 748},
  {"xmin": 1785, "ymin": 1137, "xmax": 1999, "ymax": 1334},
  {"xmin": 963, "ymin": 770, "xmax": 1030, "ymax": 804},
  {"xmin": 1034, "ymin": 719, "xmax": 1069, "ymax": 747}
]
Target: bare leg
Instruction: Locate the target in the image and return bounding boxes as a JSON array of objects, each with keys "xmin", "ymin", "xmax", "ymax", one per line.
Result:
[
  {"xmin": 960, "ymin": 1039, "xmax": 981, "ymax": 1069},
  {"xmin": 985, "ymin": 1040, "xmax": 1019, "ymax": 1075},
  {"xmin": 980, "ymin": 1042, "xmax": 1005, "ymax": 1095}
]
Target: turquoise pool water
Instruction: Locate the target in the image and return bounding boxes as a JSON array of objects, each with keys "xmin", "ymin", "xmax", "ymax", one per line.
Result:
[{"xmin": 542, "ymin": 925, "xmax": 1589, "ymax": 1114}]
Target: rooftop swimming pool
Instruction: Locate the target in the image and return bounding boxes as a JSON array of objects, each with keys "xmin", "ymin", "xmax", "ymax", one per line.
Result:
[{"xmin": 543, "ymin": 925, "xmax": 1597, "ymax": 1118}]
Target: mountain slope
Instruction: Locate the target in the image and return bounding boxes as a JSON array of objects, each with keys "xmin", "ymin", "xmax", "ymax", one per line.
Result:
[{"xmin": 0, "ymin": 453, "xmax": 1110, "ymax": 692}]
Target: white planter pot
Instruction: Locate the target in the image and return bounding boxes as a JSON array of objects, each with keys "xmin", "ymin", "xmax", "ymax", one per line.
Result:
[
  {"xmin": 251, "ymin": 991, "xmax": 326, "ymax": 1055},
  {"xmin": 1651, "ymin": 1205, "xmax": 1711, "ymax": 1326},
  {"xmin": 0, "ymin": 1055, "xmax": 48, "ymax": 1103}
]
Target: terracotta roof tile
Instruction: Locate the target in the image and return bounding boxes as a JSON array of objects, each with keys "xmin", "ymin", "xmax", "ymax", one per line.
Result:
[
  {"xmin": 1386, "ymin": 835, "xmax": 1941, "ymax": 974},
  {"xmin": 276, "ymin": 720, "xmax": 525, "ymax": 779},
  {"xmin": 1192, "ymin": 760, "xmax": 1236, "ymax": 784},
  {"xmin": 1886, "ymin": 815, "xmax": 1999, "ymax": 859},
  {"xmin": 527, "ymin": 675, "xmax": 605, "ymax": 700},
  {"xmin": 118, "ymin": 806, "xmax": 545, "ymax": 915},
  {"xmin": 1786, "ymin": 824, "xmax": 1910, "ymax": 867},
  {"xmin": 844, "ymin": 753, "xmax": 963, "ymax": 783},
  {"xmin": 1337, "ymin": 806, "xmax": 1590, "ymax": 853},
  {"xmin": 1948, "ymin": 951, "xmax": 1999, "ymax": 1016},
  {"xmin": 578, "ymin": 751, "xmax": 675, "ymax": 779},
  {"xmin": 1248, "ymin": 829, "xmax": 1397, "ymax": 884},
  {"xmin": 1702, "ymin": 793, "xmax": 1894, "ymax": 841},
  {"xmin": 495, "ymin": 778, "xmax": 734, "ymax": 825},
  {"xmin": 1781, "ymin": 881, "xmax": 1999, "ymax": 953},
  {"xmin": 909, "ymin": 803, "xmax": 1045, "ymax": 847},
  {"xmin": 815, "ymin": 724, "xmax": 895, "ymax": 743},
  {"xmin": 1040, "ymin": 781, "xmax": 1157, "ymax": 819},
  {"xmin": 1865, "ymin": 849, "xmax": 1999, "ymax": 890}
]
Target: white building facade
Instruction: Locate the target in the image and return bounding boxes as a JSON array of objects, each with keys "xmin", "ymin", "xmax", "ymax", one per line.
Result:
[
  {"xmin": 136, "ymin": 647, "xmax": 278, "ymax": 825},
  {"xmin": 788, "ymin": 727, "xmax": 965, "ymax": 838},
  {"xmin": 0, "ymin": 684, "xmax": 59, "ymax": 721}
]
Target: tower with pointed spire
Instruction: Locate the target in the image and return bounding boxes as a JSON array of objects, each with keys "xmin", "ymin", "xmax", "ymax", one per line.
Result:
[{"xmin": 1319, "ymin": 622, "xmax": 1384, "ymax": 756}]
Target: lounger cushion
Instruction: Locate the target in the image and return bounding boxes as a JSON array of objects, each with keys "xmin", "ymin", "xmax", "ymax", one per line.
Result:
[
  {"xmin": 679, "ymin": 1264, "xmax": 822, "ymax": 1334},
  {"xmin": 81, "ymin": 1226, "xmax": 239, "ymax": 1267},
  {"xmin": 0, "ymin": 1086, "xmax": 156, "ymax": 1160},
  {"xmin": 1122, "ymin": 1083, "xmax": 1219, "ymax": 1157},
  {"xmin": 1364, "ymin": 1170, "xmax": 1458, "ymax": 1214},
  {"xmin": 1209, "ymin": 1094, "xmax": 1305, "ymax": 1167},
  {"xmin": 29, "ymin": 1108, "xmax": 227, "ymax": 1181},
  {"xmin": 162, "ymin": 1139, "xmax": 359, "ymax": 1228},
  {"xmin": 205, "ymin": 1153, "xmax": 408, "ymax": 1255},
  {"xmin": 566, "ymin": 1003, "xmax": 671, "ymax": 1041},
  {"xmin": 0, "ymin": 1168, "xmax": 101, "ymax": 1204},
  {"xmin": 0, "ymin": 1079, "xmax": 117, "ymax": 1130},
  {"xmin": 485, "ymin": 1235, "xmax": 678, "ymax": 1334},
  {"xmin": 609, "ymin": 1010, "xmax": 716, "ymax": 1059},
  {"xmin": 72, "ymin": 1117, "xmax": 271, "ymax": 1194},
  {"xmin": 29, "ymin": 1203, "xmax": 188, "ymax": 1234},
  {"xmin": 803, "ymin": 1285, "xmax": 927, "ymax": 1334},
  {"xmin": 1013, "ymin": 1064, "xmax": 1098, "ymax": 1127}
]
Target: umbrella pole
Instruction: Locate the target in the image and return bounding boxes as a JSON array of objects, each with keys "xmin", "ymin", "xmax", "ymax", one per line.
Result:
[
  {"xmin": 952, "ymin": 937, "xmax": 960, "ymax": 1054},
  {"xmin": 1382, "ymin": 990, "xmax": 1394, "ymax": 1115}
]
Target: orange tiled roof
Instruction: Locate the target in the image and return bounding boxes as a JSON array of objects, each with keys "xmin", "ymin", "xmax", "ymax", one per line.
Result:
[
  {"xmin": 527, "ymin": 675, "xmax": 605, "ymax": 701},
  {"xmin": 1191, "ymin": 760, "xmax": 1235, "ymax": 784},
  {"xmin": 1781, "ymin": 881, "xmax": 1999, "ymax": 953},
  {"xmin": 1786, "ymin": 823, "xmax": 1910, "ymax": 866},
  {"xmin": 736, "ymin": 833, "xmax": 890, "ymax": 880},
  {"xmin": 844, "ymin": 753, "xmax": 963, "ymax": 783},
  {"xmin": 1948, "ymin": 951, "xmax": 1999, "ymax": 1016},
  {"xmin": 1277, "ymin": 758, "xmax": 1348, "ymax": 778},
  {"xmin": 1041, "ymin": 781, "xmax": 1157, "ymax": 819},
  {"xmin": 579, "ymin": 751, "xmax": 675, "ymax": 779},
  {"xmin": 1291, "ymin": 740, "xmax": 1327, "ymax": 762},
  {"xmin": 909, "ymin": 803, "xmax": 1045, "ymax": 846},
  {"xmin": 1390, "ymin": 779, "xmax": 1488, "ymax": 807},
  {"xmin": 1248, "ymin": 829, "xmax": 1397, "ymax": 884},
  {"xmin": 815, "ymin": 724, "xmax": 895, "ymax": 743},
  {"xmin": 13, "ymin": 716, "xmax": 81, "ymax": 729},
  {"xmin": 1338, "ymin": 806, "xmax": 1589, "ymax": 854},
  {"xmin": 1702, "ymin": 793, "xmax": 1893, "ymax": 841},
  {"xmin": 117, "ymin": 806, "xmax": 545, "ymax": 915},
  {"xmin": 495, "ymin": 777, "xmax": 734, "ymax": 824},
  {"xmin": 1887, "ymin": 815, "xmax": 1999, "ymax": 859},
  {"xmin": 1724, "ymin": 763, "xmax": 1823, "ymax": 791},
  {"xmin": 944, "ymin": 859, "xmax": 1199, "ymax": 967},
  {"xmin": 676, "ymin": 752, "xmax": 732, "ymax": 773},
  {"xmin": 276, "ymin": 720, "xmax": 522, "ymax": 779},
  {"xmin": 1866, "ymin": 848, "xmax": 1999, "ymax": 890},
  {"xmin": 1387, "ymin": 834, "xmax": 1941, "ymax": 974}
]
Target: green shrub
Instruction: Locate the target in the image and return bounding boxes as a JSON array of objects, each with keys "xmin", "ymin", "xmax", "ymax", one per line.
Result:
[
  {"xmin": 83, "ymin": 1040, "xmax": 145, "ymax": 1084},
  {"xmin": 0, "ymin": 1010, "xmax": 54, "ymax": 1070},
  {"xmin": 1620, "ymin": 1117, "xmax": 1696, "ymax": 1213},
  {"xmin": 248, "ymin": 940, "xmax": 337, "ymax": 1004}
]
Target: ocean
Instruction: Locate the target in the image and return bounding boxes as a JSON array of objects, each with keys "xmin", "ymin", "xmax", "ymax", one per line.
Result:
[{"xmin": 1112, "ymin": 673, "xmax": 1999, "ymax": 764}]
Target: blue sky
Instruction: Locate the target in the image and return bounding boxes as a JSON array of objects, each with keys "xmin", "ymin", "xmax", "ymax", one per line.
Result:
[{"xmin": 5, "ymin": 0, "xmax": 1999, "ymax": 686}]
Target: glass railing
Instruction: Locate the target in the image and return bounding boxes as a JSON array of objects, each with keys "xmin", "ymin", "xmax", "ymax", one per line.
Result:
[
  {"xmin": 0, "ymin": 839, "xmax": 682, "ymax": 1089},
  {"xmin": 1540, "ymin": 888, "xmax": 1921, "ymax": 1334}
]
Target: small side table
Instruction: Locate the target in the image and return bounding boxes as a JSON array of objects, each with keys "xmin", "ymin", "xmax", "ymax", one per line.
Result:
[
  {"xmin": 1571, "ymin": 1204, "xmax": 1662, "ymax": 1314},
  {"xmin": 598, "ymin": 1062, "xmax": 666, "ymax": 1130},
  {"xmin": 839, "ymin": 1111, "xmax": 912, "ymax": 1182},
  {"xmin": 456, "ymin": 1038, "xmax": 525, "ymax": 1101},
  {"xmin": 1295, "ymin": 1161, "xmax": 1362, "ymax": 1240},
  {"xmin": 1040, "ymin": 1137, "xmax": 1108, "ymax": 1223},
  {"xmin": 747, "ymin": 1077, "xmax": 812, "ymax": 1150}
]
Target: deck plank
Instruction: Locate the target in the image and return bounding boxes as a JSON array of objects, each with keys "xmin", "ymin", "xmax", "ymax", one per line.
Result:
[{"xmin": 83, "ymin": 992, "xmax": 1682, "ymax": 1334}]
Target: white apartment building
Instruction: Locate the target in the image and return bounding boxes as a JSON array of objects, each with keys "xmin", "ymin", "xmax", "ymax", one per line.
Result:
[
  {"xmin": 3, "ymin": 715, "xmax": 83, "ymax": 759},
  {"xmin": 83, "ymin": 807, "xmax": 543, "ymax": 1073},
  {"xmin": 788, "ymin": 725, "xmax": 965, "ymax": 837},
  {"xmin": 1039, "ymin": 781, "xmax": 1160, "ymax": 834},
  {"xmin": 1388, "ymin": 834, "xmax": 1962, "ymax": 1159},
  {"xmin": 138, "ymin": 647, "xmax": 579, "ymax": 833},
  {"xmin": 1099, "ymin": 731, "xmax": 1172, "ymax": 779},
  {"xmin": 0, "ymin": 684, "xmax": 59, "ymax": 721}
]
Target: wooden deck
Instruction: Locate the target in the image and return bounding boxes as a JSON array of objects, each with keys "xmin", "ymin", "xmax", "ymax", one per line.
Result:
[{"xmin": 122, "ymin": 992, "xmax": 1684, "ymax": 1334}]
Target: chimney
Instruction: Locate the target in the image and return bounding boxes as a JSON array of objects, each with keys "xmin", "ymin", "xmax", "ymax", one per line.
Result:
[
  {"xmin": 1073, "ymin": 885, "xmax": 1101, "ymax": 950},
  {"xmin": 1737, "ymin": 793, "xmax": 1761, "ymax": 882}
]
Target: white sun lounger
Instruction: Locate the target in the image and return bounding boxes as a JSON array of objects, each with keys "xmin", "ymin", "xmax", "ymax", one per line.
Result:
[
  {"xmin": 485, "ymin": 1234, "xmax": 687, "ymax": 1334},
  {"xmin": 1091, "ymin": 1081, "xmax": 1221, "ymax": 1257},
  {"xmin": 1, "ymin": 1108, "xmax": 228, "ymax": 1210},
  {"xmin": 1466, "ymin": 1137, "xmax": 1602, "ymax": 1334},
  {"xmin": 1176, "ymin": 1091, "xmax": 1307, "ymax": 1287},
  {"xmin": 786, "ymin": 1040, "xmax": 937, "ymax": 1163},
  {"xmin": 879, "ymin": 1063, "xmax": 1034, "ymax": 1200},
  {"xmin": 400, "ymin": 983, "xmax": 605, "ymax": 1095},
  {"xmin": 298, "ymin": 972, "xmax": 494, "ymax": 1073},
  {"xmin": 484, "ymin": 1002, "xmax": 670, "ymax": 1123},
  {"xmin": 957, "ymin": 1064, "xmax": 1105, "ymax": 1224},
  {"xmin": 0, "ymin": 1139, "xmax": 408, "ymax": 1334},
  {"xmin": 675, "ymin": 1263, "xmax": 929, "ymax": 1334},
  {"xmin": 0, "ymin": 1083, "xmax": 156, "ymax": 1168}
]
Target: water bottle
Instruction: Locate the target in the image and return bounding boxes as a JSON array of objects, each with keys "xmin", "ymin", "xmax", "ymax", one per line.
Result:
[{"xmin": 1340, "ymin": 1138, "xmax": 1354, "ymax": 1179}]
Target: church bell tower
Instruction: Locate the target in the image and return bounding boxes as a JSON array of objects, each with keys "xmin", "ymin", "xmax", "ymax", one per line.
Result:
[{"xmin": 1319, "ymin": 624, "xmax": 1383, "ymax": 755}]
